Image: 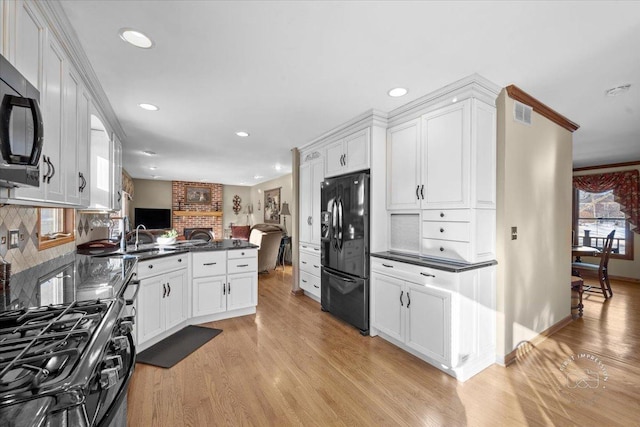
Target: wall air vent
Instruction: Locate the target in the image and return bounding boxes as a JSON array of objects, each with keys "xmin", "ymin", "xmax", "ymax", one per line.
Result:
[{"xmin": 514, "ymin": 101, "xmax": 532, "ymax": 125}]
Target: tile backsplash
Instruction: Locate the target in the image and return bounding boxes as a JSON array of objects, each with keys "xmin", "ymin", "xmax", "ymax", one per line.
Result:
[{"xmin": 0, "ymin": 205, "xmax": 75, "ymax": 274}]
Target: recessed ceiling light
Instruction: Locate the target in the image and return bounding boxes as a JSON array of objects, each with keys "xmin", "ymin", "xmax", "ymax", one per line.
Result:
[
  {"xmin": 149, "ymin": 166, "xmax": 157, "ymax": 170},
  {"xmin": 388, "ymin": 87, "xmax": 408, "ymax": 97},
  {"xmin": 275, "ymin": 164, "xmax": 282, "ymax": 171},
  {"xmin": 119, "ymin": 28, "xmax": 154, "ymax": 49},
  {"xmin": 142, "ymin": 150, "xmax": 156, "ymax": 156},
  {"xmin": 605, "ymin": 84, "xmax": 631, "ymax": 96},
  {"xmin": 254, "ymin": 175, "xmax": 263, "ymax": 179},
  {"xmin": 236, "ymin": 131, "xmax": 250, "ymax": 137},
  {"xmin": 151, "ymin": 175, "xmax": 160, "ymax": 179},
  {"xmin": 138, "ymin": 103, "xmax": 159, "ymax": 111}
]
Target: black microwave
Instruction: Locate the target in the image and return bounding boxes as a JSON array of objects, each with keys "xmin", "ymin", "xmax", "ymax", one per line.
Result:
[{"xmin": 0, "ymin": 53, "xmax": 43, "ymax": 187}]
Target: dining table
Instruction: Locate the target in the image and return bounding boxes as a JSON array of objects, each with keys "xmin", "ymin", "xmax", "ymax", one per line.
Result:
[{"xmin": 572, "ymin": 245, "xmax": 601, "ymax": 263}]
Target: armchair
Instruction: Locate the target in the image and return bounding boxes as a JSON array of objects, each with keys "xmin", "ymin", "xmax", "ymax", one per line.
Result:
[{"xmin": 249, "ymin": 224, "xmax": 285, "ymax": 272}]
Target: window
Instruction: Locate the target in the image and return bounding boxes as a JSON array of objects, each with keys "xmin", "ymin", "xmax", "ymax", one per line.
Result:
[
  {"xmin": 573, "ymin": 189, "xmax": 633, "ymax": 259},
  {"xmin": 38, "ymin": 208, "xmax": 75, "ymax": 250}
]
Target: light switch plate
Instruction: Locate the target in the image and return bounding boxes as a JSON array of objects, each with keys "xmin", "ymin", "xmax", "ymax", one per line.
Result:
[
  {"xmin": 511, "ymin": 226, "xmax": 518, "ymax": 240},
  {"xmin": 9, "ymin": 230, "xmax": 19, "ymax": 249}
]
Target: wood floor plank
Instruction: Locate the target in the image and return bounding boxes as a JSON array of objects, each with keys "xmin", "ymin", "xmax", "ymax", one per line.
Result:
[{"xmin": 128, "ymin": 270, "xmax": 640, "ymax": 426}]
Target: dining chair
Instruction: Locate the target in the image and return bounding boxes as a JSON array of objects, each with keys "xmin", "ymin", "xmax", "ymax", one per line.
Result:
[
  {"xmin": 188, "ymin": 229, "xmax": 214, "ymax": 241},
  {"xmin": 571, "ymin": 230, "xmax": 615, "ymax": 299}
]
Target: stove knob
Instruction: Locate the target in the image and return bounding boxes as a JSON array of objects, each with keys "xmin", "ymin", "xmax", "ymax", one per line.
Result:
[
  {"xmin": 100, "ymin": 367, "xmax": 119, "ymax": 389},
  {"xmin": 105, "ymin": 355, "xmax": 123, "ymax": 372},
  {"xmin": 111, "ymin": 335, "xmax": 129, "ymax": 351},
  {"xmin": 119, "ymin": 320, "xmax": 134, "ymax": 335}
]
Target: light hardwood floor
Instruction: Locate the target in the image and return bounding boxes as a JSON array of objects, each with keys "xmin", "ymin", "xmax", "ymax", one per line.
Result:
[{"xmin": 127, "ymin": 269, "xmax": 640, "ymax": 426}]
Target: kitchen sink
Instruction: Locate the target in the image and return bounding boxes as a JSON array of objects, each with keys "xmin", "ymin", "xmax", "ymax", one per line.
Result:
[{"xmin": 92, "ymin": 246, "xmax": 180, "ymax": 259}]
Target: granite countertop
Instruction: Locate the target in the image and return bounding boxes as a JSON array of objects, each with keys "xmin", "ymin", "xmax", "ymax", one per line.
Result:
[
  {"xmin": 371, "ymin": 251, "xmax": 497, "ymax": 273},
  {"xmin": 0, "ymin": 252, "xmax": 137, "ymax": 312},
  {"xmin": 77, "ymin": 239, "xmax": 259, "ymax": 261}
]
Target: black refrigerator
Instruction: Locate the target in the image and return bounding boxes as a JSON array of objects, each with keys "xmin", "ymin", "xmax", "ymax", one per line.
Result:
[{"xmin": 320, "ymin": 170, "xmax": 369, "ymax": 335}]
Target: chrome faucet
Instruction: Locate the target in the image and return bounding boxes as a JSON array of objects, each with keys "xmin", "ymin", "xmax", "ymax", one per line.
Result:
[{"xmin": 135, "ymin": 224, "xmax": 147, "ymax": 250}]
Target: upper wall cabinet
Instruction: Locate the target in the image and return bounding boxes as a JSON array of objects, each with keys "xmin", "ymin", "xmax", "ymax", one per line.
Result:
[
  {"xmin": 299, "ymin": 150, "xmax": 324, "ymax": 246},
  {"xmin": 324, "ymin": 128, "xmax": 370, "ymax": 178},
  {"xmin": 386, "ymin": 118, "xmax": 421, "ymax": 210},
  {"xmin": 111, "ymin": 135, "xmax": 123, "ymax": 211},
  {"xmin": 8, "ymin": 0, "xmax": 45, "ymax": 90}
]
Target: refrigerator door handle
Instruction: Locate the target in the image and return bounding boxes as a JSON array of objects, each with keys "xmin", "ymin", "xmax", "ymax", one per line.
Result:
[
  {"xmin": 331, "ymin": 199, "xmax": 339, "ymax": 251},
  {"xmin": 337, "ymin": 197, "xmax": 344, "ymax": 251},
  {"xmin": 324, "ymin": 269, "xmax": 356, "ymax": 282}
]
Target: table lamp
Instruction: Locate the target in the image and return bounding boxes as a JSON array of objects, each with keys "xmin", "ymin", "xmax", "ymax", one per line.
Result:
[{"xmin": 279, "ymin": 202, "xmax": 291, "ymax": 235}]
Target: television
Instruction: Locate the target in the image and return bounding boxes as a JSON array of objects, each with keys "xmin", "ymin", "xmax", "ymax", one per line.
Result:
[{"xmin": 134, "ymin": 208, "xmax": 171, "ymax": 230}]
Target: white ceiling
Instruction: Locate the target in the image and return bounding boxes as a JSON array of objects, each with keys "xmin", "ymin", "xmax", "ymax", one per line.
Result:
[{"xmin": 60, "ymin": 1, "xmax": 640, "ymax": 185}]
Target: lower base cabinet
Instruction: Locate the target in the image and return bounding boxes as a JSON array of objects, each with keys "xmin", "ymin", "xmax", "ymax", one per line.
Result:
[
  {"xmin": 137, "ymin": 268, "xmax": 188, "ymax": 345},
  {"xmin": 370, "ymin": 257, "xmax": 495, "ymax": 382}
]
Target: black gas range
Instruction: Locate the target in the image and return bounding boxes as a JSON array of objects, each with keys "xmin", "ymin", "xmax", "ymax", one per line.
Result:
[{"xmin": 0, "ymin": 253, "xmax": 138, "ymax": 426}]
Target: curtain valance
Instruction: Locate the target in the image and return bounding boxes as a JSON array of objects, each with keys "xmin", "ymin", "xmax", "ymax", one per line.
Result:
[{"xmin": 573, "ymin": 170, "xmax": 639, "ymax": 232}]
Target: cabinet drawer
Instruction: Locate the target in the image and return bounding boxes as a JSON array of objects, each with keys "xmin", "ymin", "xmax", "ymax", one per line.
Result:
[
  {"xmin": 371, "ymin": 257, "xmax": 458, "ymax": 290},
  {"xmin": 227, "ymin": 257, "xmax": 257, "ymax": 274},
  {"xmin": 422, "ymin": 209, "xmax": 470, "ymax": 222},
  {"xmin": 192, "ymin": 251, "xmax": 227, "ymax": 278},
  {"xmin": 300, "ymin": 271, "xmax": 321, "ymax": 298},
  {"xmin": 228, "ymin": 248, "xmax": 257, "ymax": 260},
  {"xmin": 299, "ymin": 251, "xmax": 321, "ymax": 276},
  {"xmin": 422, "ymin": 221, "xmax": 470, "ymax": 242},
  {"xmin": 421, "ymin": 239, "xmax": 471, "ymax": 263},
  {"xmin": 138, "ymin": 254, "xmax": 187, "ymax": 279},
  {"xmin": 299, "ymin": 243, "xmax": 321, "ymax": 254}
]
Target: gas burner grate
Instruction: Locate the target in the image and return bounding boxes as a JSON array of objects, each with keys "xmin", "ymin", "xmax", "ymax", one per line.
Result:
[{"xmin": 0, "ymin": 300, "xmax": 109, "ymax": 395}]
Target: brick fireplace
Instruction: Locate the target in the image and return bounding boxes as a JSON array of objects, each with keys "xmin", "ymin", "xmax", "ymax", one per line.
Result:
[{"xmin": 172, "ymin": 181, "xmax": 223, "ymax": 239}]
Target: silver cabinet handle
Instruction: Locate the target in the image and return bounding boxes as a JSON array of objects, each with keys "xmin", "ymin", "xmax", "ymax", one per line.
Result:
[
  {"xmin": 223, "ymin": 283, "xmax": 226, "ymax": 295},
  {"xmin": 420, "ymin": 272, "xmax": 436, "ymax": 278},
  {"xmin": 407, "ymin": 292, "xmax": 411, "ymax": 308},
  {"xmin": 302, "ymin": 279, "xmax": 307, "ymax": 283},
  {"xmin": 382, "ymin": 264, "xmax": 394, "ymax": 268},
  {"xmin": 400, "ymin": 290, "xmax": 404, "ymax": 306},
  {"xmin": 162, "ymin": 283, "xmax": 167, "ymax": 298},
  {"xmin": 313, "ymin": 284, "xmax": 319, "ymax": 288},
  {"xmin": 416, "ymin": 185, "xmax": 420, "ymax": 200},
  {"xmin": 420, "ymin": 185, "xmax": 424, "ymax": 199},
  {"xmin": 203, "ymin": 262, "xmax": 217, "ymax": 266},
  {"xmin": 237, "ymin": 264, "xmax": 249, "ymax": 267},
  {"xmin": 167, "ymin": 283, "xmax": 171, "ymax": 296},
  {"xmin": 301, "ymin": 261, "xmax": 307, "ymax": 264}
]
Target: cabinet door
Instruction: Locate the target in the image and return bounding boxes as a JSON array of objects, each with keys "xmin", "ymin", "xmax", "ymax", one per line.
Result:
[
  {"xmin": 227, "ymin": 272, "xmax": 257, "ymax": 311},
  {"xmin": 13, "ymin": 0, "xmax": 45, "ymax": 89},
  {"xmin": 405, "ymin": 283, "xmax": 451, "ymax": 366},
  {"xmin": 40, "ymin": 36, "xmax": 65, "ymax": 202},
  {"xmin": 299, "ymin": 162, "xmax": 312, "ymax": 243},
  {"xmin": 165, "ymin": 269, "xmax": 187, "ymax": 330},
  {"xmin": 324, "ymin": 139, "xmax": 345, "ymax": 178},
  {"xmin": 89, "ymin": 123, "xmax": 112, "ymax": 210},
  {"xmin": 371, "ymin": 273, "xmax": 404, "ymax": 342},
  {"xmin": 137, "ymin": 277, "xmax": 165, "ymax": 344},
  {"xmin": 111, "ymin": 136, "xmax": 123, "ymax": 211},
  {"xmin": 344, "ymin": 128, "xmax": 369, "ymax": 173},
  {"xmin": 193, "ymin": 276, "xmax": 227, "ymax": 317},
  {"xmin": 422, "ymin": 101, "xmax": 470, "ymax": 209},
  {"xmin": 387, "ymin": 119, "xmax": 421, "ymax": 210},
  {"xmin": 78, "ymin": 89, "xmax": 91, "ymax": 207},
  {"xmin": 310, "ymin": 159, "xmax": 325, "ymax": 244},
  {"xmin": 64, "ymin": 66, "xmax": 80, "ymax": 205}
]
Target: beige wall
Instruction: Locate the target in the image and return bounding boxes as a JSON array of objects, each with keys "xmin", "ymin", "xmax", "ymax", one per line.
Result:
[
  {"xmin": 573, "ymin": 164, "xmax": 640, "ymax": 281},
  {"xmin": 249, "ymin": 174, "xmax": 294, "ymax": 237},
  {"xmin": 496, "ymin": 90, "xmax": 574, "ymax": 361},
  {"xmin": 222, "ymin": 185, "xmax": 252, "ymax": 231},
  {"xmin": 131, "ymin": 179, "xmax": 172, "ymax": 224}
]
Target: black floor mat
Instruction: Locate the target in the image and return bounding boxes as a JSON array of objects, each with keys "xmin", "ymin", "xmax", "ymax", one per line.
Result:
[{"xmin": 136, "ymin": 325, "xmax": 222, "ymax": 368}]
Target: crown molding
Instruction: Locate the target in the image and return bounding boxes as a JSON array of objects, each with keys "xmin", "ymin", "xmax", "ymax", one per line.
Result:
[
  {"xmin": 573, "ymin": 160, "xmax": 640, "ymax": 172},
  {"xmin": 34, "ymin": 0, "xmax": 126, "ymax": 141},
  {"xmin": 300, "ymin": 109, "xmax": 388, "ymax": 151},
  {"xmin": 505, "ymin": 85, "xmax": 579, "ymax": 133}
]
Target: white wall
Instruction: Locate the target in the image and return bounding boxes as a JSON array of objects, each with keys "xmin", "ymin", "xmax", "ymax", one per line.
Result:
[
  {"xmin": 574, "ymin": 163, "xmax": 640, "ymax": 281},
  {"xmin": 496, "ymin": 90, "xmax": 574, "ymax": 360}
]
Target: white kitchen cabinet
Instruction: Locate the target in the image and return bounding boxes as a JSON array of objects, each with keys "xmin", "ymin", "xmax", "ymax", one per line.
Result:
[
  {"xmin": 324, "ymin": 128, "xmax": 370, "ymax": 178},
  {"xmin": 77, "ymin": 89, "xmax": 91, "ymax": 207},
  {"xmin": 299, "ymin": 151, "xmax": 324, "ymax": 246},
  {"xmin": 191, "ymin": 249, "xmax": 258, "ymax": 319},
  {"xmin": 136, "ymin": 254, "xmax": 188, "ymax": 350},
  {"xmin": 63, "ymin": 66, "xmax": 81, "ymax": 205},
  {"xmin": 386, "ymin": 80, "xmax": 498, "ymax": 263},
  {"xmin": 370, "ymin": 256, "xmax": 495, "ymax": 382},
  {"xmin": 299, "ymin": 245, "xmax": 321, "ymax": 301},
  {"xmin": 111, "ymin": 135, "xmax": 123, "ymax": 211},
  {"xmin": 7, "ymin": 0, "xmax": 45, "ymax": 90},
  {"xmin": 421, "ymin": 102, "xmax": 470, "ymax": 209},
  {"xmin": 386, "ymin": 118, "xmax": 421, "ymax": 210}
]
